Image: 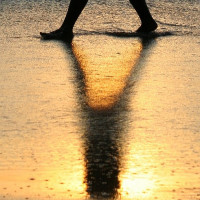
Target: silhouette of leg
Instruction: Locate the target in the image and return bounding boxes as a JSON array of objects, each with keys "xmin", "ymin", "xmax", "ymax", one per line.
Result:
[
  {"xmin": 40, "ymin": 0, "xmax": 88, "ymax": 41},
  {"xmin": 129, "ymin": 0, "xmax": 157, "ymax": 33}
]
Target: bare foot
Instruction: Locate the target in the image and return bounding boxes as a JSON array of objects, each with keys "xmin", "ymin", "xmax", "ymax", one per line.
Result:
[
  {"xmin": 40, "ymin": 28, "xmax": 74, "ymax": 42},
  {"xmin": 136, "ymin": 20, "xmax": 158, "ymax": 33}
]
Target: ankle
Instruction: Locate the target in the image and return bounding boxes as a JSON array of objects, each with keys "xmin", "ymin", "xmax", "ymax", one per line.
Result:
[{"xmin": 60, "ymin": 25, "xmax": 73, "ymax": 33}]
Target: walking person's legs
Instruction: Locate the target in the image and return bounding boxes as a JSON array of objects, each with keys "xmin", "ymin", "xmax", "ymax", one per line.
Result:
[
  {"xmin": 40, "ymin": 0, "xmax": 157, "ymax": 40},
  {"xmin": 40, "ymin": 0, "xmax": 88, "ymax": 40},
  {"xmin": 129, "ymin": 0, "xmax": 157, "ymax": 32}
]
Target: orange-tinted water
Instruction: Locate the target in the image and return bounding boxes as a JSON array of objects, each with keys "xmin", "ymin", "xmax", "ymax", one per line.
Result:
[{"xmin": 0, "ymin": 0, "xmax": 200, "ymax": 200}]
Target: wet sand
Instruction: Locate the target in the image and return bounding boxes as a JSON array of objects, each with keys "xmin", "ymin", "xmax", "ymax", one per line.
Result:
[
  {"xmin": 0, "ymin": 33, "xmax": 200, "ymax": 200},
  {"xmin": 0, "ymin": 0, "xmax": 200, "ymax": 199}
]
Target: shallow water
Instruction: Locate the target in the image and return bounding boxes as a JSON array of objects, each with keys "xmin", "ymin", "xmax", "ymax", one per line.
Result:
[{"xmin": 0, "ymin": 0, "xmax": 200, "ymax": 200}]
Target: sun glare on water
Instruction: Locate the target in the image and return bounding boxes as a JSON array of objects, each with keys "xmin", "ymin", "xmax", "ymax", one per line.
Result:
[{"xmin": 120, "ymin": 177, "xmax": 155, "ymax": 198}]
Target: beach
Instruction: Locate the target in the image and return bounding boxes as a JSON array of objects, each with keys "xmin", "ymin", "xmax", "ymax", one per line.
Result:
[{"xmin": 0, "ymin": 0, "xmax": 200, "ymax": 199}]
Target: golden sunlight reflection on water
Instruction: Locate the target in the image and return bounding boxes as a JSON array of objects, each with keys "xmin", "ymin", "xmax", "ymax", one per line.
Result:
[
  {"xmin": 71, "ymin": 36, "xmax": 160, "ymax": 199},
  {"xmin": 120, "ymin": 177, "xmax": 155, "ymax": 198},
  {"xmin": 0, "ymin": 35, "xmax": 200, "ymax": 200},
  {"xmin": 72, "ymin": 37, "xmax": 142, "ymax": 111}
]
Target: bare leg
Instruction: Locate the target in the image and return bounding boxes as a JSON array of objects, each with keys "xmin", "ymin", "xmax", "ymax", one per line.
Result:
[
  {"xmin": 40, "ymin": 0, "xmax": 88, "ymax": 40},
  {"xmin": 129, "ymin": 0, "xmax": 157, "ymax": 33}
]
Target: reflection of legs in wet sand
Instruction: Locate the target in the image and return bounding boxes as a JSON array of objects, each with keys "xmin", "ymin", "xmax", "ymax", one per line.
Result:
[
  {"xmin": 40, "ymin": 0, "xmax": 157, "ymax": 41},
  {"xmin": 83, "ymin": 112, "xmax": 121, "ymax": 199},
  {"xmin": 65, "ymin": 37, "xmax": 156, "ymax": 198}
]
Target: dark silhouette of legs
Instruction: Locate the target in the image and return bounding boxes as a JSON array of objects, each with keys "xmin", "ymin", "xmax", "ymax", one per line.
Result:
[
  {"xmin": 129, "ymin": 0, "xmax": 157, "ymax": 33},
  {"xmin": 60, "ymin": 0, "xmax": 88, "ymax": 32},
  {"xmin": 40, "ymin": 0, "xmax": 88, "ymax": 41},
  {"xmin": 40, "ymin": 0, "xmax": 157, "ymax": 40}
]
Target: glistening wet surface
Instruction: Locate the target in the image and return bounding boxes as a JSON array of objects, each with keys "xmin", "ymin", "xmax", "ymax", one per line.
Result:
[
  {"xmin": 0, "ymin": 34, "xmax": 200, "ymax": 200},
  {"xmin": 0, "ymin": 0, "xmax": 200, "ymax": 199}
]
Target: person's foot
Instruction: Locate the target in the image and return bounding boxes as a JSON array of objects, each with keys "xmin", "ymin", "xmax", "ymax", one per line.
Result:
[
  {"xmin": 136, "ymin": 20, "xmax": 158, "ymax": 33},
  {"xmin": 40, "ymin": 28, "xmax": 74, "ymax": 42}
]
